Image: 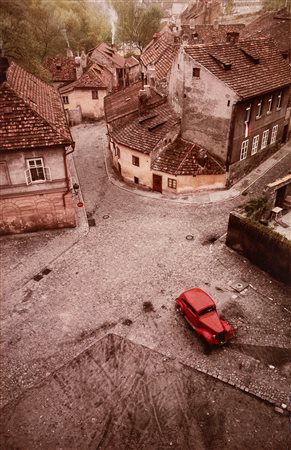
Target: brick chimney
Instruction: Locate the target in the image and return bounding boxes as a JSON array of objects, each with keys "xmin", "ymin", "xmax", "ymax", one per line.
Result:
[{"xmin": 0, "ymin": 57, "xmax": 9, "ymax": 84}]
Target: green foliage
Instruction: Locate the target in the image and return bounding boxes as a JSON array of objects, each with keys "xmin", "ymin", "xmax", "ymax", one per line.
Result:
[
  {"xmin": 0, "ymin": 0, "xmax": 110, "ymax": 79},
  {"xmin": 113, "ymin": 0, "xmax": 163, "ymax": 51},
  {"xmin": 262, "ymin": 0, "xmax": 287, "ymax": 10},
  {"xmin": 243, "ymin": 196, "xmax": 269, "ymax": 221}
]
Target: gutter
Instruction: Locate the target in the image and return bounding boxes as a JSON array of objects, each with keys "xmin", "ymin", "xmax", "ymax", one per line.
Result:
[{"xmin": 62, "ymin": 143, "xmax": 75, "ymax": 207}]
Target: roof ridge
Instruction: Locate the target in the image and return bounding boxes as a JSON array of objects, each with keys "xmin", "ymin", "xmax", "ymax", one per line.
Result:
[
  {"xmin": 3, "ymin": 84, "xmax": 72, "ymax": 146},
  {"xmin": 174, "ymin": 142, "xmax": 195, "ymax": 175}
]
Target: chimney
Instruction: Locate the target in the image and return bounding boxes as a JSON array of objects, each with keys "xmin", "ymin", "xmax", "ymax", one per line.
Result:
[
  {"xmin": 138, "ymin": 89, "xmax": 148, "ymax": 115},
  {"xmin": 0, "ymin": 57, "xmax": 9, "ymax": 84},
  {"xmin": 75, "ymin": 55, "xmax": 83, "ymax": 79},
  {"xmin": 67, "ymin": 47, "xmax": 73, "ymax": 58},
  {"xmin": 80, "ymin": 50, "xmax": 87, "ymax": 68},
  {"xmin": 144, "ymin": 84, "xmax": 151, "ymax": 98}
]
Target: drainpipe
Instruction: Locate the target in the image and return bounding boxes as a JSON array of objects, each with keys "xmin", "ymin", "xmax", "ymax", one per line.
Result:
[{"xmin": 62, "ymin": 143, "xmax": 75, "ymax": 207}]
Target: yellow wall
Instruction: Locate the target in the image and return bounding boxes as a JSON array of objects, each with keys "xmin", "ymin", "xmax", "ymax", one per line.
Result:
[
  {"xmin": 110, "ymin": 141, "xmax": 226, "ymax": 193},
  {"xmin": 65, "ymin": 88, "xmax": 107, "ymax": 119}
]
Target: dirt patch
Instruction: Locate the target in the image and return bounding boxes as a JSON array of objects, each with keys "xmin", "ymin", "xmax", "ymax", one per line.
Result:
[
  {"xmin": 221, "ymin": 301, "xmax": 246, "ymax": 322},
  {"xmin": 1, "ymin": 334, "xmax": 288, "ymax": 450},
  {"xmin": 143, "ymin": 301, "xmax": 155, "ymax": 313},
  {"xmin": 122, "ymin": 319, "xmax": 133, "ymax": 326},
  {"xmin": 201, "ymin": 234, "xmax": 219, "ymax": 245}
]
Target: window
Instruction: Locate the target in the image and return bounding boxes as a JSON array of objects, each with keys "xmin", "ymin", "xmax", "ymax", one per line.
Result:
[
  {"xmin": 267, "ymin": 95, "xmax": 273, "ymax": 114},
  {"xmin": 192, "ymin": 67, "xmax": 200, "ymax": 78},
  {"xmin": 240, "ymin": 140, "xmax": 248, "ymax": 160},
  {"xmin": 132, "ymin": 155, "xmax": 139, "ymax": 166},
  {"xmin": 270, "ymin": 125, "xmax": 278, "ymax": 144},
  {"xmin": 25, "ymin": 158, "xmax": 51, "ymax": 184},
  {"xmin": 227, "ymin": 100, "xmax": 230, "ymax": 107},
  {"xmin": 245, "ymin": 104, "xmax": 251, "ymax": 123},
  {"xmin": 134, "ymin": 177, "xmax": 139, "ymax": 184},
  {"xmin": 92, "ymin": 90, "xmax": 99, "ymax": 99},
  {"xmin": 62, "ymin": 96, "xmax": 69, "ymax": 104},
  {"xmin": 277, "ymin": 91, "xmax": 282, "ymax": 110},
  {"xmin": 251, "ymin": 135, "xmax": 260, "ymax": 155},
  {"xmin": 261, "ymin": 130, "xmax": 269, "ymax": 149},
  {"xmin": 256, "ymin": 99, "xmax": 262, "ymax": 118},
  {"xmin": 116, "ymin": 147, "xmax": 120, "ymax": 158},
  {"xmin": 168, "ymin": 178, "xmax": 177, "ymax": 189}
]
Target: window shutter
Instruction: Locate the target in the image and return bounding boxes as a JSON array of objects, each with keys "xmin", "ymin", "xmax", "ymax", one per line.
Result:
[
  {"xmin": 44, "ymin": 167, "xmax": 52, "ymax": 181},
  {"xmin": 25, "ymin": 169, "xmax": 32, "ymax": 185}
]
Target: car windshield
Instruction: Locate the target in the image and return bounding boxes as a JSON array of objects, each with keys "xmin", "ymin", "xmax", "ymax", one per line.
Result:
[{"xmin": 199, "ymin": 306, "xmax": 216, "ymax": 316}]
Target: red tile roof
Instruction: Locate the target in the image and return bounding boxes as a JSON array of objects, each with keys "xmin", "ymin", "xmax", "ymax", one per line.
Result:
[
  {"xmin": 60, "ymin": 64, "xmax": 110, "ymax": 93},
  {"xmin": 111, "ymin": 103, "xmax": 179, "ymax": 154},
  {"xmin": 44, "ymin": 55, "xmax": 76, "ymax": 83},
  {"xmin": 191, "ymin": 24, "xmax": 245, "ymax": 44},
  {"xmin": 242, "ymin": 10, "xmax": 291, "ymax": 55},
  {"xmin": 141, "ymin": 32, "xmax": 178, "ymax": 80},
  {"xmin": 151, "ymin": 138, "xmax": 225, "ymax": 175},
  {"xmin": 90, "ymin": 43, "xmax": 125, "ymax": 69},
  {"xmin": 0, "ymin": 62, "xmax": 72, "ymax": 151},
  {"xmin": 125, "ymin": 56, "xmax": 140, "ymax": 68},
  {"xmin": 184, "ymin": 38, "xmax": 291, "ymax": 99},
  {"xmin": 104, "ymin": 81, "xmax": 164, "ymax": 123}
]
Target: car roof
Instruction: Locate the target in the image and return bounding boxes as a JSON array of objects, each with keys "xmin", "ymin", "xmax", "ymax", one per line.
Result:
[{"xmin": 183, "ymin": 288, "xmax": 215, "ymax": 312}]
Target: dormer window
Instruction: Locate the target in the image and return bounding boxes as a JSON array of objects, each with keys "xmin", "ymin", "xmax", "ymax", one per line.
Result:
[
  {"xmin": 256, "ymin": 99, "xmax": 262, "ymax": 119},
  {"xmin": 277, "ymin": 91, "xmax": 282, "ymax": 110},
  {"xmin": 267, "ymin": 95, "xmax": 273, "ymax": 114}
]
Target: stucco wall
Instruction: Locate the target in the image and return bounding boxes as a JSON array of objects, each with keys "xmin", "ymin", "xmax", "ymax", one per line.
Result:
[
  {"xmin": 226, "ymin": 211, "xmax": 291, "ymax": 286},
  {"xmin": 110, "ymin": 141, "xmax": 226, "ymax": 193},
  {"xmin": 64, "ymin": 88, "xmax": 107, "ymax": 120},
  {"xmin": 168, "ymin": 49, "xmax": 238, "ymax": 163},
  {"xmin": 0, "ymin": 147, "xmax": 67, "ymax": 197},
  {"xmin": 0, "ymin": 191, "xmax": 76, "ymax": 235}
]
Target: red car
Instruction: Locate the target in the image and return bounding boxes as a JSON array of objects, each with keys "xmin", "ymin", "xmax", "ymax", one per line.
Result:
[{"xmin": 176, "ymin": 288, "xmax": 233, "ymax": 345}]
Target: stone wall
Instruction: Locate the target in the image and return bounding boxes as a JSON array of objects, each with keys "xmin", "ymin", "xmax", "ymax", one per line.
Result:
[
  {"xmin": 226, "ymin": 211, "xmax": 291, "ymax": 286},
  {"xmin": 0, "ymin": 191, "xmax": 76, "ymax": 235}
]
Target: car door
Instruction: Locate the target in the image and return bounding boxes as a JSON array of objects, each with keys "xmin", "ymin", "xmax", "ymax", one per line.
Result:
[{"xmin": 184, "ymin": 300, "xmax": 199, "ymax": 328}]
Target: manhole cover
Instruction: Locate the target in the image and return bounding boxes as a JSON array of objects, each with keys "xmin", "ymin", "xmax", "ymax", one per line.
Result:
[
  {"xmin": 103, "ymin": 215, "xmax": 110, "ymax": 220},
  {"xmin": 186, "ymin": 234, "xmax": 194, "ymax": 240},
  {"xmin": 231, "ymin": 281, "xmax": 249, "ymax": 292}
]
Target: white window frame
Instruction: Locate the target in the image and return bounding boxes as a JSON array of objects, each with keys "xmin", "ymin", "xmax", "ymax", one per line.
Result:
[
  {"xmin": 270, "ymin": 125, "xmax": 278, "ymax": 144},
  {"xmin": 261, "ymin": 130, "xmax": 269, "ymax": 149},
  {"xmin": 62, "ymin": 96, "xmax": 69, "ymax": 104},
  {"xmin": 256, "ymin": 99, "xmax": 262, "ymax": 119},
  {"xmin": 251, "ymin": 135, "xmax": 260, "ymax": 155},
  {"xmin": 277, "ymin": 91, "xmax": 282, "ymax": 110},
  {"xmin": 168, "ymin": 178, "xmax": 177, "ymax": 189},
  {"xmin": 25, "ymin": 158, "xmax": 51, "ymax": 185},
  {"xmin": 240, "ymin": 140, "xmax": 248, "ymax": 160},
  {"xmin": 267, "ymin": 95, "xmax": 273, "ymax": 114}
]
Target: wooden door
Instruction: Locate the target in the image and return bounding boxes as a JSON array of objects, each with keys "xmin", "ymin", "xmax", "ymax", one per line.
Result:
[{"xmin": 153, "ymin": 174, "xmax": 162, "ymax": 193}]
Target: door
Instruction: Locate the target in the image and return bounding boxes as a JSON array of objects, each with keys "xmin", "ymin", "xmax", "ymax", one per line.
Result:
[
  {"xmin": 153, "ymin": 174, "xmax": 162, "ymax": 193},
  {"xmin": 282, "ymin": 124, "xmax": 289, "ymax": 143}
]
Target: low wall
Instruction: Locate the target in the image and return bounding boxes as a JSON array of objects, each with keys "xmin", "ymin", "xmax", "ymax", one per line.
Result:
[{"xmin": 226, "ymin": 211, "xmax": 291, "ymax": 286}]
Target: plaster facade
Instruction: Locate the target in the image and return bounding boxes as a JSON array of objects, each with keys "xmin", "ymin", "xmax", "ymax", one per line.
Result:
[
  {"xmin": 168, "ymin": 49, "xmax": 238, "ymax": 163},
  {"xmin": 63, "ymin": 88, "xmax": 108, "ymax": 122}
]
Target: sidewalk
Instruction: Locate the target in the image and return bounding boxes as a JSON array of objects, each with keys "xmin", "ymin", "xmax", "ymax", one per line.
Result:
[{"xmin": 103, "ymin": 139, "xmax": 291, "ymax": 204}]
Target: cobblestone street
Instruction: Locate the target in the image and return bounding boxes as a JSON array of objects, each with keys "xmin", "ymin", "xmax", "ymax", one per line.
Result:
[{"xmin": 1, "ymin": 122, "xmax": 290, "ymax": 449}]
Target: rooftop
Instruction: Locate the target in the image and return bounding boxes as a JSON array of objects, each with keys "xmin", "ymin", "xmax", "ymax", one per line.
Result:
[
  {"xmin": 151, "ymin": 137, "xmax": 225, "ymax": 176},
  {"xmin": 184, "ymin": 38, "xmax": 291, "ymax": 98},
  {"xmin": 141, "ymin": 32, "xmax": 178, "ymax": 80},
  {"xmin": 0, "ymin": 61, "xmax": 72, "ymax": 151},
  {"xmin": 111, "ymin": 102, "xmax": 179, "ymax": 154},
  {"xmin": 60, "ymin": 64, "xmax": 110, "ymax": 93},
  {"xmin": 44, "ymin": 55, "xmax": 76, "ymax": 83},
  {"xmin": 90, "ymin": 43, "xmax": 125, "ymax": 69},
  {"xmin": 104, "ymin": 81, "xmax": 164, "ymax": 124}
]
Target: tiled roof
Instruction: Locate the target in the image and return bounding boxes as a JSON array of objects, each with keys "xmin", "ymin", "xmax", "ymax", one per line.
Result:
[
  {"xmin": 184, "ymin": 38, "xmax": 291, "ymax": 98},
  {"xmin": 111, "ymin": 103, "xmax": 179, "ymax": 154},
  {"xmin": 90, "ymin": 43, "xmax": 125, "ymax": 69},
  {"xmin": 104, "ymin": 81, "xmax": 164, "ymax": 123},
  {"xmin": 60, "ymin": 64, "xmax": 110, "ymax": 93},
  {"xmin": 0, "ymin": 62, "xmax": 72, "ymax": 151},
  {"xmin": 44, "ymin": 55, "xmax": 76, "ymax": 83},
  {"xmin": 180, "ymin": 0, "xmax": 220, "ymax": 24},
  {"xmin": 151, "ymin": 138, "xmax": 225, "ymax": 176},
  {"xmin": 141, "ymin": 33, "xmax": 178, "ymax": 80},
  {"xmin": 242, "ymin": 10, "xmax": 291, "ymax": 54},
  {"xmin": 192, "ymin": 24, "xmax": 245, "ymax": 44},
  {"xmin": 125, "ymin": 56, "xmax": 139, "ymax": 68}
]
